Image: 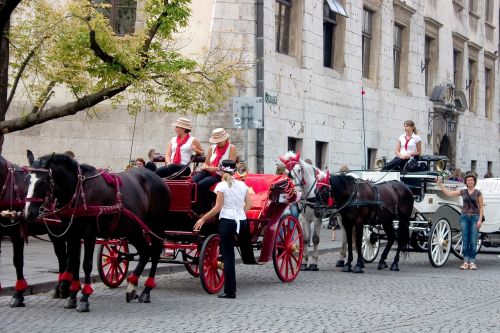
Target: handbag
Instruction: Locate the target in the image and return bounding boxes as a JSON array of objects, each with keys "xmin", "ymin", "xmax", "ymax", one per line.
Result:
[{"xmin": 465, "ymin": 190, "xmax": 485, "ymax": 222}]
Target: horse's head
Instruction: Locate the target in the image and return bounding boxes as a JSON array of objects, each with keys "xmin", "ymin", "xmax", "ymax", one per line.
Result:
[
  {"xmin": 314, "ymin": 170, "xmax": 334, "ymax": 217},
  {"xmin": 24, "ymin": 151, "xmax": 78, "ymax": 222},
  {"xmin": 279, "ymin": 151, "xmax": 317, "ymax": 199},
  {"xmin": 0, "ymin": 155, "xmax": 30, "ymax": 214}
]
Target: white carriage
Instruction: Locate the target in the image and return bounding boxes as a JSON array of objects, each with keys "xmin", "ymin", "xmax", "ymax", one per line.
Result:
[{"xmin": 351, "ymin": 156, "xmax": 500, "ymax": 267}]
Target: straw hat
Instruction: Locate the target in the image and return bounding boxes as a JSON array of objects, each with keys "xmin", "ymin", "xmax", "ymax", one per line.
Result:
[
  {"xmin": 171, "ymin": 117, "xmax": 192, "ymax": 130},
  {"xmin": 209, "ymin": 128, "xmax": 230, "ymax": 144}
]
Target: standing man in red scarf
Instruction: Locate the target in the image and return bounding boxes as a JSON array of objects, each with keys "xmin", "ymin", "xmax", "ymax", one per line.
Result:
[
  {"xmin": 192, "ymin": 128, "xmax": 238, "ymax": 213},
  {"xmin": 156, "ymin": 117, "xmax": 204, "ymax": 178}
]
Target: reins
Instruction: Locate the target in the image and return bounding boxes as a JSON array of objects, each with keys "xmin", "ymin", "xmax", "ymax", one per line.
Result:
[
  {"xmin": 32, "ymin": 162, "xmax": 160, "ymax": 242},
  {"xmin": 0, "ymin": 160, "xmax": 28, "ymax": 227}
]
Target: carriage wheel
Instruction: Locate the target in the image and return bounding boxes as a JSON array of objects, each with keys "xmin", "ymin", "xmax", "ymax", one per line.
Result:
[
  {"xmin": 182, "ymin": 247, "xmax": 200, "ymax": 278},
  {"xmin": 97, "ymin": 241, "xmax": 129, "ymax": 288},
  {"xmin": 362, "ymin": 225, "xmax": 380, "ymax": 263},
  {"xmin": 273, "ymin": 214, "xmax": 303, "ymax": 283},
  {"xmin": 428, "ymin": 218, "xmax": 452, "ymax": 267},
  {"xmin": 410, "ymin": 229, "xmax": 430, "ymax": 252},
  {"xmin": 199, "ymin": 234, "xmax": 224, "ymax": 294},
  {"xmin": 451, "ymin": 232, "xmax": 483, "ymax": 260}
]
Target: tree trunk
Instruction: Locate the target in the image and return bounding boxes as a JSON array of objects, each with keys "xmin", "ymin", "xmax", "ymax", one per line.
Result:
[{"xmin": 0, "ymin": 18, "xmax": 9, "ymax": 154}]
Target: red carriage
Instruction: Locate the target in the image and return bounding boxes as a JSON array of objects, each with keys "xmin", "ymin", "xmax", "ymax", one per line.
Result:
[{"xmin": 95, "ymin": 171, "xmax": 304, "ymax": 294}]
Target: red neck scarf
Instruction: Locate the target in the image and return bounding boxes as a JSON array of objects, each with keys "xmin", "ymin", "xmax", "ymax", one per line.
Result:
[
  {"xmin": 210, "ymin": 141, "xmax": 230, "ymax": 167},
  {"xmin": 172, "ymin": 134, "xmax": 190, "ymax": 164},
  {"xmin": 404, "ymin": 134, "xmax": 412, "ymax": 151}
]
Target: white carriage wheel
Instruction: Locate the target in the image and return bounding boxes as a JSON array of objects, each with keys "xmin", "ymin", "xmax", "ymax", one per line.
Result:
[
  {"xmin": 427, "ymin": 218, "xmax": 452, "ymax": 267},
  {"xmin": 362, "ymin": 225, "xmax": 380, "ymax": 263},
  {"xmin": 451, "ymin": 232, "xmax": 483, "ymax": 260}
]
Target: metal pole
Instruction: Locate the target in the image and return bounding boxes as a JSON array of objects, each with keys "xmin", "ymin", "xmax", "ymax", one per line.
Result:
[{"xmin": 243, "ymin": 104, "xmax": 251, "ymax": 163}]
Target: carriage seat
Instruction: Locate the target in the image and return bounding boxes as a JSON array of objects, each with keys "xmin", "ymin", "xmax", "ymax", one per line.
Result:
[
  {"xmin": 244, "ymin": 174, "xmax": 288, "ymax": 219},
  {"xmin": 419, "ymin": 155, "xmax": 449, "ymax": 162}
]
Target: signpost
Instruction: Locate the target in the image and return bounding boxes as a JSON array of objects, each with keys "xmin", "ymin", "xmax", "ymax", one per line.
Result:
[{"xmin": 232, "ymin": 97, "xmax": 263, "ymax": 163}]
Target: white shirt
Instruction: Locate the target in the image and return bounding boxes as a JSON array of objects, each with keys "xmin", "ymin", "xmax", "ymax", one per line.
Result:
[
  {"xmin": 170, "ymin": 136, "xmax": 195, "ymax": 165},
  {"xmin": 214, "ymin": 179, "xmax": 248, "ymax": 233},
  {"xmin": 398, "ymin": 133, "xmax": 421, "ymax": 157}
]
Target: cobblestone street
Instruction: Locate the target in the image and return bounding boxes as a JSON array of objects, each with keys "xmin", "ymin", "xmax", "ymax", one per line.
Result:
[{"xmin": 1, "ymin": 249, "xmax": 499, "ymax": 333}]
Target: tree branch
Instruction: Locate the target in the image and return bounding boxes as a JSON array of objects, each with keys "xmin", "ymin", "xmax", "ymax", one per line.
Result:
[
  {"xmin": 0, "ymin": 85, "xmax": 128, "ymax": 133},
  {"xmin": 31, "ymin": 80, "xmax": 56, "ymax": 113}
]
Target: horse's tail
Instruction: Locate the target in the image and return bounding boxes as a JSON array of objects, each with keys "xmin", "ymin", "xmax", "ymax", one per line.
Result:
[
  {"xmin": 398, "ymin": 215, "xmax": 410, "ymax": 258},
  {"xmin": 397, "ymin": 185, "xmax": 414, "ymax": 258}
]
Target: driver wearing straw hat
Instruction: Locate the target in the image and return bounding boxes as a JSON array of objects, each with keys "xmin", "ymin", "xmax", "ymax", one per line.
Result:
[
  {"xmin": 156, "ymin": 117, "xmax": 204, "ymax": 178},
  {"xmin": 192, "ymin": 128, "xmax": 238, "ymax": 213}
]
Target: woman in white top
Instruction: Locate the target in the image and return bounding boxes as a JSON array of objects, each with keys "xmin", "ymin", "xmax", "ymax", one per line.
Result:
[
  {"xmin": 156, "ymin": 117, "xmax": 204, "ymax": 178},
  {"xmin": 382, "ymin": 120, "xmax": 422, "ymax": 171},
  {"xmin": 193, "ymin": 160, "xmax": 251, "ymax": 299}
]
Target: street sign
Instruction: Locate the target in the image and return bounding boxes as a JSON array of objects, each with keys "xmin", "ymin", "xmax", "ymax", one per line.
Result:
[{"xmin": 232, "ymin": 97, "xmax": 263, "ymax": 129}]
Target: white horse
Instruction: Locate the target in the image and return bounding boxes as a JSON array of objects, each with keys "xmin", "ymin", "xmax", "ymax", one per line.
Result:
[{"xmin": 279, "ymin": 151, "xmax": 324, "ymax": 271}]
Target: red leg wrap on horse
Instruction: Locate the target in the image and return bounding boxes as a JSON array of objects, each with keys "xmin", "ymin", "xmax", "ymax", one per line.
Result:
[
  {"xmin": 61, "ymin": 271, "xmax": 73, "ymax": 282},
  {"xmin": 15, "ymin": 279, "xmax": 29, "ymax": 292},
  {"xmin": 69, "ymin": 280, "xmax": 81, "ymax": 292},
  {"xmin": 127, "ymin": 274, "xmax": 139, "ymax": 286},
  {"xmin": 82, "ymin": 284, "xmax": 93, "ymax": 295},
  {"xmin": 144, "ymin": 277, "xmax": 156, "ymax": 289}
]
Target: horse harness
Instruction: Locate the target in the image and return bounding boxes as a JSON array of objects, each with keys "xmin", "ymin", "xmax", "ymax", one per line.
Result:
[
  {"xmin": 0, "ymin": 160, "xmax": 28, "ymax": 229},
  {"xmin": 32, "ymin": 164, "xmax": 154, "ymax": 242},
  {"xmin": 334, "ymin": 179, "xmax": 399, "ymax": 225}
]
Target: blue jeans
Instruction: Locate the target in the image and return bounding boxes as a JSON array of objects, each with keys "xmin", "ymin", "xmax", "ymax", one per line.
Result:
[{"xmin": 459, "ymin": 214, "xmax": 479, "ymax": 263}]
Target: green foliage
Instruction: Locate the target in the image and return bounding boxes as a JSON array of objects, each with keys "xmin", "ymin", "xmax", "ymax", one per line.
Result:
[{"xmin": 6, "ymin": 0, "xmax": 247, "ymax": 120}]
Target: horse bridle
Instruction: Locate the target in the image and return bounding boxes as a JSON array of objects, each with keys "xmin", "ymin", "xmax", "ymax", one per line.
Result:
[
  {"xmin": 316, "ymin": 176, "xmax": 361, "ymax": 215},
  {"xmin": 287, "ymin": 161, "xmax": 319, "ymax": 213},
  {"xmin": 0, "ymin": 160, "xmax": 28, "ymax": 226}
]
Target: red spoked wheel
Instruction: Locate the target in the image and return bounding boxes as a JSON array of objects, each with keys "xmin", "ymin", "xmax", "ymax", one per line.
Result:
[
  {"xmin": 199, "ymin": 234, "xmax": 224, "ymax": 294},
  {"xmin": 182, "ymin": 247, "xmax": 200, "ymax": 277},
  {"xmin": 273, "ymin": 214, "xmax": 303, "ymax": 283},
  {"xmin": 97, "ymin": 241, "xmax": 130, "ymax": 288}
]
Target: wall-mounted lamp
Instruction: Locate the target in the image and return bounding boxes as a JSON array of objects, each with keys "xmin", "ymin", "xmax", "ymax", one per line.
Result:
[
  {"xmin": 447, "ymin": 119, "xmax": 457, "ymax": 133},
  {"xmin": 421, "ymin": 60, "xmax": 429, "ymax": 73},
  {"xmin": 465, "ymin": 79, "xmax": 472, "ymax": 90}
]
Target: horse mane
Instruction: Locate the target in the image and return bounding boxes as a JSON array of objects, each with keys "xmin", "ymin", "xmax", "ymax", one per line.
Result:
[
  {"xmin": 330, "ymin": 173, "xmax": 356, "ymax": 190},
  {"xmin": 38, "ymin": 153, "xmax": 96, "ymax": 174}
]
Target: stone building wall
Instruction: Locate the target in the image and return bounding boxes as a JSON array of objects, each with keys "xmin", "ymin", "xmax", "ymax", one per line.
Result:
[{"xmin": 3, "ymin": 0, "xmax": 499, "ymax": 177}]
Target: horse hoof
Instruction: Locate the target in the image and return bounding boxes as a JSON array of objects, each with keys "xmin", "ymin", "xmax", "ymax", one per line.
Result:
[
  {"xmin": 9, "ymin": 296, "xmax": 25, "ymax": 308},
  {"xmin": 352, "ymin": 266, "xmax": 364, "ymax": 274},
  {"xmin": 378, "ymin": 262, "xmax": 388, "ymax": 270},
  {"xmin": 335, "ymin": 260, "xmax": 345, "ymax": 267},
  {"xmin": 341, "ymin": 265, "xmax": 352, "ymax": 273},
  {"xmin": 138, "ymin": 292, "xmax": 151, "ymax": 303},
  {"xmin": 76, "ymin": 301, "xmax": 90, "ymax": 313},
  {"xmin": 300, "ymin": 264, "xmax": 308, "ymax": 271},
  {"xmin": 390, "ymin": 264, "xmax": 400, "ymax": 271},
  {"xmin": 308, "ymin": 264, "xmax": 319, "ymax": 271},
  {"xmin": 64, "ymin": 298, "xmax": 77, "ymax": 309},
  {"xmin": 126, "ymin": 291, "xmax": 139, "ymax": 303},
  {"xmin": 53, "ymin": 288, "xmax": 61, "ymax": 299}
]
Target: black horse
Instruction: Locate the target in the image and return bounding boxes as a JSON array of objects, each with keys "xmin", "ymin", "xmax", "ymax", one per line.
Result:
[
  {"xmin": 25, "ymin": 153, "xmax": 171, "ymax": 312},
  {"xmin": 315, "ymin": 173, "xmax": 413, "ymax": 273},
  {"xmin": 0, "ymin": 153, "xmax": 68, "ymax": 307}
]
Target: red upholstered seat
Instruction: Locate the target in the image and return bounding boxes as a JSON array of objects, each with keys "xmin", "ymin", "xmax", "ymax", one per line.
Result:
[{"xmin": 244, "ymin": 174, "xmax": 287, "ymax": 219}]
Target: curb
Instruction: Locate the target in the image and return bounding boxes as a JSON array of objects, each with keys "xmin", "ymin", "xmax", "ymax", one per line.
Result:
[{"xmin": 0, "ymin": 244, "xmax": 341, "ymax": 297}]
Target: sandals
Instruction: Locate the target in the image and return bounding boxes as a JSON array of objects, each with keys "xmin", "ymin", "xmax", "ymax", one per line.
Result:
[
  {"xmin": 459, "ymin": 263, "xmax": 469, "ymax": 270},
  {"xmin": 469, "ymin": 263, "xmax": 477, "ymax": 270}
]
